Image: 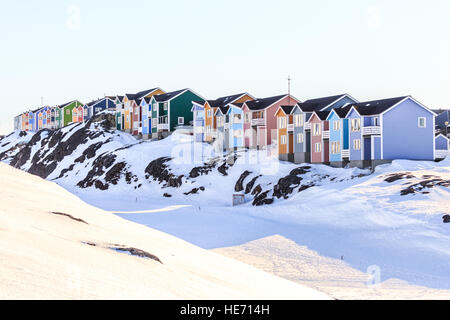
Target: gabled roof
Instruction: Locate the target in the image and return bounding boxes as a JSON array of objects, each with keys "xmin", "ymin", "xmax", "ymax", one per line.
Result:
[
  {"xmin": 316, "ymin": 110, "xmax": 330, "ymax": 121},
  {"xmin": 275, "ymin": 105, "xmax": 294, "ymax": 117},
  {"xmin": 215, "ymin": 106, "xmax": 230, "ymax": 116},
  {"xmin": 328, "ymin": 105, "xmax": 352, "ymax": 119},
  {"xmin": 115, "ymin": 95, "xmax": 124, "ymax": 103},
  {"xmin": 347, "ymin": 96, "xmax": 408, "ymax": 116},
  {"xmin": 244, "ymin": 94, "xmax": 290, "ymax": 111},
  {"xmin": 57, "ymin": 100, "xmax": 82, "ymax": 109},
  {"xmin": 153, "ymin": 89, "xmax": 189, "ymax": 102},
  {"xmin": 207, "ymin": 93, "xmax": 253, "ymax": 109},
  {"xmin": 296, "ymin": 94, "xmax": 354, "ymax": 112}
]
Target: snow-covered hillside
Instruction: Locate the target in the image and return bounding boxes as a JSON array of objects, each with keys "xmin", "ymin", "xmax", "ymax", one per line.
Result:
[
  {"xmin": 0, "ymin": 162, "xmax": 328, "ymax": 299},
  {"xmin": 1, "ymin": 113, "xmax": 450, "ymax": 296}
]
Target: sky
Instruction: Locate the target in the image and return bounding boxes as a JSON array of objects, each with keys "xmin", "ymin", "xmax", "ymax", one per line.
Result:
[{"xmin": 1, "ymin": 0, "xmax": 449, "ymax": 134}]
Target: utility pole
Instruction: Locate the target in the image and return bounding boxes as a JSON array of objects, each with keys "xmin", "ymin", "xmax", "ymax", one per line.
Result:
[{"xmin": 287, "ymin": 75, "xmax": 292, "ymax": 104}]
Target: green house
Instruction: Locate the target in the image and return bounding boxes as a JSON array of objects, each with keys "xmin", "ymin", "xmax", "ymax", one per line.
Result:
[
  {"xmin": 150, "ymin": 89, "xmax": 205, "ymax": 139},
  {"xmin": 58, "ymin": 100, "xmax": 84, "ymax": 127}
]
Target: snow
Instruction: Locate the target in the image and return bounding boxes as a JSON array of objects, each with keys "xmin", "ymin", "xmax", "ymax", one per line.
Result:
[
  {"xmin": 2, "ymin": 123, "xmax": 450, "ymax": 298},
  {"xmin": 0, "ymin": 162, "xmax": 328, "ymax": 299}
]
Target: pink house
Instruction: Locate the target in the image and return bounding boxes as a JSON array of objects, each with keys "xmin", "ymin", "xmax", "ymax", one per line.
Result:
[
  {"xmin": 242, "ymin": 94, "xmax": 300, "ymax": 149},
  {"xmin": 308, "ymin": 110, "xmax": 330, "ymax": 163}
]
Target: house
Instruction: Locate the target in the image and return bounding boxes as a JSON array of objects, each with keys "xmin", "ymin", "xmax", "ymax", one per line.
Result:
[
  {"xmin": 214, "ymin": 105, "xmax": 230, "ymax": 150},
  {"xmin": 150, "ymin": 89, "xmax": 205, "ymax": 139},
  {"xmin": 226, "ymin": 102, "xmax": 245, "ymax": 150},
  {"xmin": 200, "ymin": 93, "xmax": 254, "ymax": 142},
  {"xmin": 345, "ymin": 96, "xmax": 436, "ymax": 168},
  {"xmin": 13, "ymin": 114, "xmax": 22, "ymax": 131},
  {"xmin": 58, "ymin": 100, "xmax": 84, "ymax": 127},
  {"xmin": 307, "ymin": 111, "xmax": 330, "ymax": 164},
  {"xmin": 242, "ymin": 94, "xmax": 300, "ymax": 150},
  {"xmin": 435, "ymin": 133, "xmax": 449, "ymax": 160},
  {"xmin": 326, "ymin": 106, "xmax": 352, "ymax": 167},
  {"xmin": 435, "ymin": 109, "xmax": 450, "ymax": 138},
  {"xmin": 72, "ymin": 105, "xmax": 84, "ymax": 123},
  {"xmin": 289, "ymin": 94, "xmax": 359, "ymax": 164},
  {"xmin": 275, "ymin": 105, "xmax": 295, "ymax": 161},
  {"xmin": 115, "ymin": 96, "xmax": 124, "ymax": 130},
  {"xmin": 140, "ymin": 98, "xmax": 153, "ymax": 140},
  {"xmin": 119, "ymin": 88, "xmax": 165, "ymax": 135},
  {"xmin": 191, "ymin": 101, "xmax": 205, "ymax": 142},
  {"xmin": 84, "ymin": 96, "xmax": 116, "ymax": 122}
]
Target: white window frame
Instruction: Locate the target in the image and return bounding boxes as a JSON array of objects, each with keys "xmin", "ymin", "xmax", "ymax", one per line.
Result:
[
  {"xmin": 207, "ymin": 109, "xmax": 212, "ymax": 117},
  {"xmin": 153, "ymin": 103, "xmax": 157, "ymax": 112},
  {"xmin": 178, "ymin": 117, "xmax": 184, "ymax": 125},
  {"xmin": 418, "ymin": 117, "xmax": 426, "ymax": 128},
  {"xmin": 314, "ymin": 142, "xmax": 322, "ymax": 152},
  {"xmin": 313, "ymin": 123, "xmax": 321, "ymax": 136},
  {"xmin": 297, "ymin": 133, "xmax": 304, "ymax": 143},
  {"xmin": 294, "ymin": 114, "xmax": 304, "ymax": 127},
  {"xmin": 333, "ymin": 120, "xmax": 340, "ymax": 131},
  {"xmin": 163, "ymin": 102, "xmax": 168, "ymax": 111},
  {"xmin": 353, "ymin": 139, "xmax": 361, "ymax": 150},
  {"xmin": 280, "ymin": 135, "xmax": 287, "ymax": 145}
]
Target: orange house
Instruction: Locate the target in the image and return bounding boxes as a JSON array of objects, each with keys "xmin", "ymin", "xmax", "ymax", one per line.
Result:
[
  {"xmin": 203, "ymin": 93, "xmax": 255, "ymax": 142},
  {"xmin": 275, "ymin": 105, "xmax": 294, "ymax": 161}
]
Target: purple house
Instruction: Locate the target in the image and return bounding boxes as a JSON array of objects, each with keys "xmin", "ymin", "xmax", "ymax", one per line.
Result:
[{"xmin": 345, "ymin": 96, "xmax": 436, "ymax": 168}]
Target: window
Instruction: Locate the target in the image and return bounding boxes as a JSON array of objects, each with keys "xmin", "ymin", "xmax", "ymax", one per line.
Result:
[
  {"xmin": 118, "ymin": 117, "xmax": 122, "ymax": 124},
  {"xmin": 294, "ymin": 114, "xmax": 304, "ymax": 127},
  {"xmin": 331, "ymin": 141, "xmax": 341, "ymax": 154},
  {"xmin": 313, "ymin": 123, "xmax": 321, "ymax": 136},
  {"xmin": 418, "ymin": 117, "xmax": 426, "ymax": 128},
  {"xmin": 351, "ymin": 118, "xmax": 360, "ymax": 132},
  {"xmin": 333, "ymin": 120, "xmax": 341, "ymax": 131},
  {"xmin": 152, "ymin": 118, "xmax": 157, "ymax": 127},
  {"xmin": 278, "ymin": 117, "xmax": 287, "ymax": 129},
  {"xmin": 207, "ymin": 109, "xmax": 212, "ymax": 117},
  {"xmin": 163, "ymin": 102, "xmax": 168, "ymax": 111},
  {"xmin": 353, "ymin": 139, "xmax": 361, "ymax": 150},
  {"xmin": 245, "ymin": 113, "xmax": 250, "ymax": 123},
  {"xmin": 297, "ymin": 133, "xmax": 304, "ymax": 143},
  {"xmin": 233, "ymin": 114, "xmax": 242, "ymax": 123},
  {"xmin": 374, "ymin": 117, "xmax": 379, "ymax": 126},
  {"xmin": 280, "ymin": 135, "xmax": 287, "ymax": 145},
  {"xmin": 233, "ymin": 129, "xmax": 242, "ymax": 138},
  {"xmin": 153, "ymin": 103, "xmax": 157, "ymax": 111},
  {"xmin": 206, "ymin": 125, "xmax": 211, "ymax": 134},
  {"xmin": 178, "ymin": 117, "xmax": 184, "ymax": 125},
  {"xmin": 314, "ymin": 143, "xmax": 322, "ymax": 152},
  {"xmin": 66, "ymin": 109, "xmax": 70, "ymax": 115}
]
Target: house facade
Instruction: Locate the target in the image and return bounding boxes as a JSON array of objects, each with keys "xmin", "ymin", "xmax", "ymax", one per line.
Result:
[
  {"xmin": 275, "ymin": 106, "xmax": 294, "ymax": 161},
  {"xmin": 435, "ymin": 133, "xmax": 449, "ymax": 160},
  {"xmin": 58, "ymin": 100, "xmax": 84, "ymax": 127},
  {"xmin": 226, "ymin": 103, "xmax": 245, "ymax": 149},
  {"xmin": 243, "ymin": 94, "xmax": 300, "ymax": 150},
  {"xmin": 191, "ymin": 101, "xmax": 205, "ymax": 143},
  {"xmin": 150, "ymin": 89, "xmax": 205, "ymax": 139},
  {"xmin": 345, "ymin": 96, "xmax": 436, "ymax": 168}
]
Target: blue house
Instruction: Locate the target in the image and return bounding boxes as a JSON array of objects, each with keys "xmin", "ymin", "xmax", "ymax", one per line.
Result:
[
  {"xmin": 227, "ymin": 103, "xmax": 244, "ymax": 150},
  {"xmin": 435, "ymin": 133, "xmax": 449, "ymax": 160},
  {"xmin": 86, "ymin": 97, "xmax": 116, "ymax": 120},
  {"xmin": 191, "ymin": 101, "xmax": 205, "ymax": 143},
  {"xmin": 345, "ymin": 96, "xmax": 437, "ymax": 168},
  {"xmin": 326, "ymin": 106, "xmax": 351, "ymax": 167},
  {"xmin": 214, "ymin": 106, "xmax": 230, "ymax": 151},
  {"xmin": 140, "ymin": 97, "xmax": 152, "ymax": 139}
]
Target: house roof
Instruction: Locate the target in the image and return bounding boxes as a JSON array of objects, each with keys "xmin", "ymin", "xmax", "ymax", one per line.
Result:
[
  {"xmin": 333, "ymin": 105, "xmax": 352, "ymax": 118},
  {"xmin": 348, "ymin": 96, "xmax": 409, "ymax": 116},
  {"xmin": 57, "ymin": 100, "xmax": 78, "ymax": 109},
  {"xmin": 244, "ymin": 94, "xmax": 288, "ymax": 111},
  {"xmin": 280, "ymin": 105, "xmax": 294, "ymax": 115},
  {"xmin": 296, "ymin": 94, "xmax": 349, "ymax": 112},
  {"xmin": 116, "ymin": 95, "xmax": 124, "ymax": 102},
  {"xmin": 215, "ymin": 106, "xmax": 230, "ymax": 116},
  {"xmin": 153, "ymin": 89, "xmax": 188, "ymax": 102},
  {"xmin": 315, "ymin": 110, "xmax": 330, "ymax": 120},
  {"xmin": 207, "ymin": 93, "xmax": 251, "ymax": 109}
]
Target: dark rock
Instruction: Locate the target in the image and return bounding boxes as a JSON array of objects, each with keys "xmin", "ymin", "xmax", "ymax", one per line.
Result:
[
  {"xmin": 299, "ymin": 185, "xmax": 312, "ymax": 192},
  {"xmin": 184, "ymin": 186, "xmax": 205, "ymax": 195},
  {"xmin": 384, "ymin": 172, "xmax": 415, "ymax": 183},
  {"xmin": 235, "ymin": 170, "xmax": 252, "ymax": 192},
  {"xmin": 111, "ymin": 246, "xmax": 162, "ymax": 264},
  {"xmin": 245, "ymin": 175, "xmax": 261, "ymax": 194},
  {"xmin": 145, "ymin": 157, "xmax": 183, "ymax": 188},
  {"xmin": 251, "ymin": 184, "xmax": 262, "ymax": 196},
  {"xmin": 252, "ymin": 190, "xmax": 274, "ymax": 206},
  {"xmin": 273, "ymin": 173, "xmax": 303, "ymax": 199},
  {"xmin": 443, "ymin": 215, "xmax": 450, "ymax": 223},
  {"xmin": 217, "ymin": 162, "xmax": 229, "ymax": 176},
  {"xmin": 163, "ymin": 193, "xmax": 172, "ymax": 198}
]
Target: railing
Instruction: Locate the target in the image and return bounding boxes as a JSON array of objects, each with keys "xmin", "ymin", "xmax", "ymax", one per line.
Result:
[
  {"xmin": 435, "ymin": 149, "xmax": 449, "ymax": 159},
  {"xmin": 304, "ymin": 123, "xmax": 311, "ymax": 130},
  {"xmin": 251, "ymin": 118, "xmax": 265, "ymax": 126},
  {"xmin": 322, "ymin": 130, "xmax": 330, "ymax": 139},
  {"xmin": 341, "ymin": 149, "xmax": 350, "ymax": 158},
  {"xmin": 362, "ymin": 126, "xmax": 381, "ymax": 135},
  {"xmin": 157, "ymin": 123, "xmax": 169, "ymax": 131},
  {"xmin": 287, "ymin": 124, "xmax": 294, "ymax": 132}
]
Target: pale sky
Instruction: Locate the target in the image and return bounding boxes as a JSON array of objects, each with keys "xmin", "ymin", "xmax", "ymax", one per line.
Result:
[{"xmin": 1, "ymin": 0, "xmax": 449, "ymax": 134}]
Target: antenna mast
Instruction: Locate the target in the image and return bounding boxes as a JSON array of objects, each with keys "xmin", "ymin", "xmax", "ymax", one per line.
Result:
[{"xmin": 287, "ymin": 75, "xmax": 292, "ymax": 104}]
